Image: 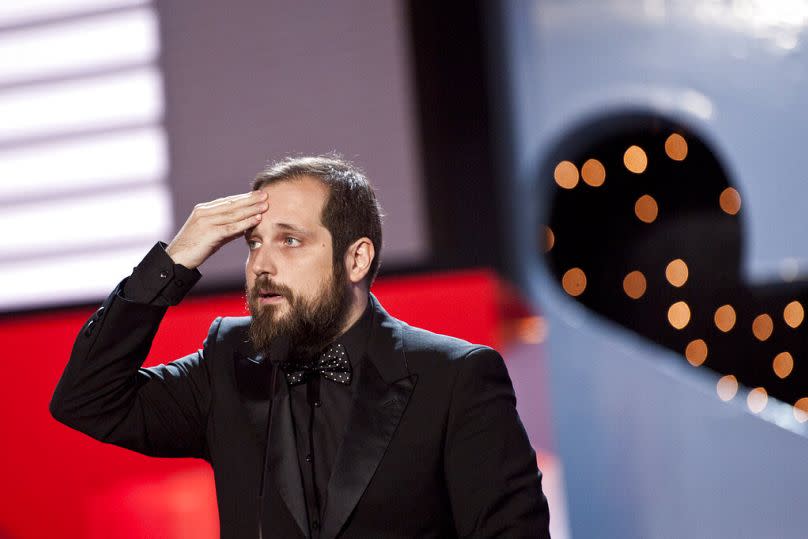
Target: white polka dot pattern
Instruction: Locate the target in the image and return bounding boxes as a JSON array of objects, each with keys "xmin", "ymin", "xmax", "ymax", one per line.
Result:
[{"xmin": 280, "ymin": 343, "xmax": 352, "ymax": 386}]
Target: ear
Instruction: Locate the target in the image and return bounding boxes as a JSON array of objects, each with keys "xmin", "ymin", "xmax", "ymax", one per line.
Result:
[{"xmin": 344, "ymin": 237, "xmax": 375, "ymax": 285}]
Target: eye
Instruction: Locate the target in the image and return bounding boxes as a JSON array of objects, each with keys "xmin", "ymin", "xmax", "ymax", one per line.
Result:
[
  {"xmin": 246, "ymin": 239, "xmax": 261, "ymax": 250},
  {"xmin": 283, "ymin": 237, "xmax": 301, "ymax": 247}
]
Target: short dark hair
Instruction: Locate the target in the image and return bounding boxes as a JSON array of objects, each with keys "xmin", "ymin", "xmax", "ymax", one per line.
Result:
[{"xmin": 251, "ymin": 154, "xmax": 384, "ymax": 284}]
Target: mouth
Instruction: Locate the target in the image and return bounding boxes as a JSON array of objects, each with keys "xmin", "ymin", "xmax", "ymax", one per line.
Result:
[{"xmin": 256, "ymin": 289, "xmax": 287, "ymax": 304}]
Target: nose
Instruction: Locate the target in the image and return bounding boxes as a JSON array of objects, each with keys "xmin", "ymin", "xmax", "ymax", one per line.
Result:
[{"xmin": 249, "ymin": 244, "xmax": 278, "ymax": 278}]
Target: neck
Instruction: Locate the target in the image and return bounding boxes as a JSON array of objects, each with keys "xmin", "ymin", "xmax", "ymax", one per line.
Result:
[{"xmin": 337, "ymin": 285, "xmax": 369, "ymax": 337}]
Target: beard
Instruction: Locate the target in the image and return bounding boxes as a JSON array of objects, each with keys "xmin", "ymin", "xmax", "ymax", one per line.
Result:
[{"xmin": 246, "ymin": 263, "xmax": 350, "ymax": 358}]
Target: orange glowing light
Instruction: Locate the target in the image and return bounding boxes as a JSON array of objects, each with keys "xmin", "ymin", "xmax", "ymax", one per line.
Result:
[
  {"xmin": 752, "ymin": 314, "xmax": 773, "ymax": 341},
  {"xmin": 685, "ymin": 339, "xmax": 708, "ymax": 366},
  {"xmin": 554, "ymin": 161, "xmax": 579, "ymax": 189},
  {"xmin": 623, "ymin": 270, "xmax": 647, "ymax": 299},
  {"xmin": 714, "ymin": 304, "xmax": 736, "ymax": 333},
  {"xmin": 664, "ymin": 133, "xmax": 688, "ymax": 161},
  {"xmin": 719, "ymin": 187, "xmax": 741, "ymax": 215},
  {"xmin": 623, "ymin": 145, "xmax": 648, "ymax": 174},
  {"xmin": 668, "ymin": 301, "xmax": 691, "ymax": 330},
  {"xmin": 784, "ymin": 300, "xmax": 805, "ymax": 328},
  {"xmin": 562, "ymin": 267, "xmax": 587, "ymax": 297},
  {"xmin": 665, "ymin": 259, "xmax": 689, "ymax": 287},
  {"xmin": 544, "ymin": 226, "xmax": 555, "ymax": 252},
  {"xmin": 581, "ymin": 158, "xmax": 606, "ymax": 187},
  {"xmin": 773, "ymin": 352, "xmax": 794, "ymax": 379},
  {"xmin": 794, "ymin": 398, "xmax": 808, "ymax": 423},
  {"xmin": 634, "ymin": 194, "xmax": 658, "ymax": 223}
]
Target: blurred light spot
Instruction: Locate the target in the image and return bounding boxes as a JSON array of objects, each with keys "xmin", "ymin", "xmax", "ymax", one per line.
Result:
[
  {"xmin": 581, "ymin": 158, "xmax": 606, "ymax": 187},
  {"xmin": 668, "ymin": 301, "xmax": 691, "ymax": 330},
  {"xmin": 719, "ymin": 187, "xmax": 741, "ymax": 215},
  {"xmin": 714, "ymin": 304, "xmax": 736, "ymax": 332},
  {"xmin": 752, "ymin": 314, "xmax": 773, "ymax": 341},
  {"xmin": 780, "ymin": 258, "xmax": 800, "ymax": 282},
  {"xmin": 554, "ymin": 161, "xmax": 579, "ymax": 189},
  {"xmin": 634, "ymin": 194, "xmax": 658, "ymax": 223},
  {"xmin": 623, "ymin": 145, "xmax": 648, "ymax": 174},
  {"xmin": 716, "ymin": 375, "xmax": 738, "ymax": 401},
  {"xmin": 747, "ymin": 387, "xmax": 768, "ymax": 414},
  {"xmin": 623, "ymin": 270, "xmax": 646, "ymax": 299},
  {"xmin": 664, "ymin": 133, "xmax": 688, "ymax": 161},
  {"xmin": 773, "ymin": 352, "xmax": 794, "ymax": 379},
  {"xmin": 685, "ymin": 339, "xmax": 708, "ymax": 366},
  {"xmin": 544, "ymin": 226, "xmax": 555, "ymax": 253},
  {"xmin": 784, "ymin": 300, "xmax": 805, "ymax": 328},
  {"xmin": 794, "ymin": 398, "xmax": 808, "ymax": 423},
  {"xmin": 513, "ymin": 316, "xmax": 547, "ymax": 344},
  {"xmin": 665, "ymin": 259, "xmax": 689, "ymax": 287},
  {"xmin": 562, "ymin": 268, "xmax": 587, "ymax": 297}
]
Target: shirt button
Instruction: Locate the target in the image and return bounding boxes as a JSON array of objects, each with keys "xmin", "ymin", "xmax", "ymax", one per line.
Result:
[
  {"xmin": 305, "ymin": 454, "xmax": 312, "ymax": 462},
  {"xmin": 312, "ymin": 520, "xmax": 320, "ymax": 530},
  {"xmin": 314, "ymin": 401, "xmax": 322, "ymax": 408},
  {"xmin": 159, "ymin": 270, "xmax": 168, "ymax": 279}
]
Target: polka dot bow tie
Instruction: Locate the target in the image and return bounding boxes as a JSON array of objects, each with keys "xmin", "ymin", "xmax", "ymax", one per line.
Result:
[{"xmin": 280, "ymin": 343, "xmax": 353, "ymax": 386}]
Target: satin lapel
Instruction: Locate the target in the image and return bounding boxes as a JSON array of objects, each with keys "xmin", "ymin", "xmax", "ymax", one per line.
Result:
[
  {"xmin": 234, "ymin": 342, "xmax": 271, "ymax": 447},
  {"xmin": 267, "ymin": 378, "xmax": 310, "ymax": 538},
  {"xmin": 320, "ymin": 295, "xmax": 417, "ymax": 539}
]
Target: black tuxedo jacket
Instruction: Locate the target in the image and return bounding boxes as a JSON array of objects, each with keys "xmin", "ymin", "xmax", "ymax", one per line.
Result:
[{"xmin": 51, "ymin": 287, "xmax": 550, "ymax": 538}]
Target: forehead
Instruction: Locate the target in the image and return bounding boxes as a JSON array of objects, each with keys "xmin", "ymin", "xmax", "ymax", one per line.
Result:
[{"xmin": 258, "ymin": 176, "xmax": 330, "ymax": 229}]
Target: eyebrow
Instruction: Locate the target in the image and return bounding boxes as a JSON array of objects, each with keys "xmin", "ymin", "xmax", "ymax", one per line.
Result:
[{"xmin": 275, "ymin": 222, "xmax": 310, "ymax": 235}]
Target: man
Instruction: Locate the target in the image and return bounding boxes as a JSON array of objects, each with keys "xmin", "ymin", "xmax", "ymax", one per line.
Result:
[{"xmin": 50, "ymin": 156, "xmax": 551, "ymax": 538}]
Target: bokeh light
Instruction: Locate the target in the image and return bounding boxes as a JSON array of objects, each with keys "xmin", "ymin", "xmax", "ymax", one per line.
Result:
[
  {"xmin": 562, "ymin": 267, "xmax": 587, "ymax": 297},
  {"xmin": 752, "ymin": 314, "xmax": 773, "ymax": 341},
  {"xmin": 747, "ymin": 387, "xmax": 768, "ymax": 414},
  {"xmin": 554, "ymin": 160, "xmax": 579, "ymax": 189},
  {"xmin": 623, "ymin": 270, "xmax": 647, "ymax": 299},
  {"xmin": 714, "ymin": 304, "xmax": 736, "ymax": 333},
  {"xmin": 719, "ymin": 187, "xmax": 741, "ymax": 215},
  {"xmin": 665, "ymin": 259, "xmax": 688, "ymax": 287},
  {"xmin": 581, "ymin": 158, "xmax": 606, "ymax": 187},
  {"xmin": 664, "ymin": 133, "xmax": 688, "ymax": 161},
  {"xmin": 668, "ymin": 301, "xmax": 691, "ymax": 330},
  {"xmin": 685, "ymin": 339, "xmax": 708, "ymax": 366},
  {"xmin": 716, "ymin": 375, "xmax": 738, "ymax": 401},
  {"xmin": 544, "ymin": 225, "xmax": 555, "ymax": 252},
  {"xmin": 634, "ymin": 194, "xmax": 658, "ymax": 223},
  {"xmin": 773, "ymin": 352, "xmax": 794, "ymax": 379},
  {"xmin": 794, "ymin": 398, "xmax": 808, "ymax": 423},
  {"xmin": 784, "ymin": 300, "xmax": 805, "ymax": 328},
  {"xmin": 623, "ymin": 145, "xmax": 648, "ymax": 173}
]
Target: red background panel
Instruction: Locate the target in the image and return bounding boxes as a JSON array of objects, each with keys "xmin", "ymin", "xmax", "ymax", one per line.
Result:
[{"xmin": 0, "ymin": 270, "xmax": 507, "ymax": 539}]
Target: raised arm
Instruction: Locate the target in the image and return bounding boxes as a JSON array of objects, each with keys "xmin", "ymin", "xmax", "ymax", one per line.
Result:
[{"xmin": 49, "ymin": 190, "xmax": 268, "ymax": 458}]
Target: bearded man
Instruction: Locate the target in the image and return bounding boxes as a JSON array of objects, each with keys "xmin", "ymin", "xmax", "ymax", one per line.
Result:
[{"xmin": 50, "ymin": 156, "xmax": 551, "ymax": 539}]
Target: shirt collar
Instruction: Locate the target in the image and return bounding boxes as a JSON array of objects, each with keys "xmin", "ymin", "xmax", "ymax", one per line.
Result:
[{"xmin": 331, "ymin": 297, "xmax": 373, "ymax": 367}]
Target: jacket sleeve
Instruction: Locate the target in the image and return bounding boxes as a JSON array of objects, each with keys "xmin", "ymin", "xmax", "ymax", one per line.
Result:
[
  {"xmin": 49, "ymin": 246, "xmax": 214, "ymax": 460},
  {"xmin": 444, "ymin": 347, "xmax": 551, "ymax": 538}
]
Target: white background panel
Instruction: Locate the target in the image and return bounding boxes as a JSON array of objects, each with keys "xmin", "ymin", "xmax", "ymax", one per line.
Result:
[{"xmin": 0, "ymin": 127, "xmax": 167, "ymax": 199}]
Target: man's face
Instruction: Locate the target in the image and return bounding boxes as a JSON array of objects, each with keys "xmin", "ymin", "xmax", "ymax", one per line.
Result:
[{"xmin": 245, "ymin": 177, "xmax": 349, "ymax": 355}]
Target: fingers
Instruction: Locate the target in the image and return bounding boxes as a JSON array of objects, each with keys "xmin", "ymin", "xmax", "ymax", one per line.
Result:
[
  {"xmin": 197, "ymin": 190, "xmax": 266, "ymax": 212},
  {"xmin": 211, "ymin": 199, "xmax": 268, "ymax": 225},
  {"xmin": 220, "ymin": 212, "xmax": 264, "ymax": 239}
]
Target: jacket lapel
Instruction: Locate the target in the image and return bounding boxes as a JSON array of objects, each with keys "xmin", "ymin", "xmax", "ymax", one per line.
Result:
[
  {"xmin": 320, "ymin": 295, "xmax": 417, "ymax": 539},
  {"xmin": 235, "ymin": 337, "xmax": 310, "ymax": 538}
]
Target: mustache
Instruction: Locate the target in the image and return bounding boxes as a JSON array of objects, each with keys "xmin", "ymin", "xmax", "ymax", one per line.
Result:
[{"xmin": 247, "ymin": 275, "xmax": 294, "ymax": 301}]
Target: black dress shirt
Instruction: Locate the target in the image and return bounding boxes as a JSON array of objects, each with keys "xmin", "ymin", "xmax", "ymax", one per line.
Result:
[
  {"xmin": 122, "ymin": 242, "xmax": 373, "ymax": 538},
  {"xmin": 287, "ymin": 305, "xmax": 371, "ymax": 537}
]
